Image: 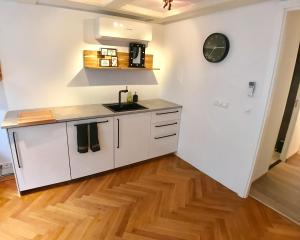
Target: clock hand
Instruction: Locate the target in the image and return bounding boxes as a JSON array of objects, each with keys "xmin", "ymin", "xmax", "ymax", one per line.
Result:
[{"xmin": 208, "ymin": 47, "xmax": 216, "ymax": 58}]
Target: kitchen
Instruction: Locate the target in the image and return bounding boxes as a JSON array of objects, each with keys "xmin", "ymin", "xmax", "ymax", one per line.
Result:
[{"xmin": 0, "ymin": 0, "xmax": 300, "ymax": 239}]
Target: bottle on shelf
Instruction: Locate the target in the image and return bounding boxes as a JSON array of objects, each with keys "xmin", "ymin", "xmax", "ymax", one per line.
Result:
[
  {"xmin": 133, "ymin": 92, "xmax": 138, "ymax": 102},
  {"xmin": 127, "ymin": 90, "xmax": 133, "ymax": 103}
]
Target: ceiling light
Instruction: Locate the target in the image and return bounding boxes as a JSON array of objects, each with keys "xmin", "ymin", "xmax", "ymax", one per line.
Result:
[{"xmin": 163, "ymin": 0, "xmax": 173, "ymax": 11}]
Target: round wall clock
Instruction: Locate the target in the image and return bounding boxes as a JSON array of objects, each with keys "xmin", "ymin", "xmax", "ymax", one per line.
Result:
[{"xmin": 203, "ymin": 33, "xmax": 230, "ymax": 63}]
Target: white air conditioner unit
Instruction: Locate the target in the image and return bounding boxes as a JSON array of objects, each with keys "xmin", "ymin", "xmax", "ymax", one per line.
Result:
[{"xmin": 95, "ymin": 17, "xmax": 152, "ymax": 45}]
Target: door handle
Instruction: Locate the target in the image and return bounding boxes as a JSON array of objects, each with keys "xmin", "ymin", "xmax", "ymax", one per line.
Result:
[
  {"xmin": 12, "ymin": 132, "xmax": 22, "ymax": 168},
  {"xmin": 117, "ymin": 119, "xmax": 120, "ymax": 149},
  {"xmin": 154, "ymin": 133, "xmax": 177, "ymax": 140},
  {"xmin": 155, "ymin": 122, "xmax": 178, "ymax": 128},
  {"xmin": 156, "ymin": 110, "xmax": 179, "ymax": 115}
]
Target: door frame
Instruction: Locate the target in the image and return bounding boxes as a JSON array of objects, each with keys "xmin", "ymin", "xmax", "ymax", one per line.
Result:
[
  {"xmin": 281, "ymin": 85, "xmax": 300, "ymax": 161},
  {"xmin": 244, "ymin": 4, "xmax": 300, "ymax": 197}
]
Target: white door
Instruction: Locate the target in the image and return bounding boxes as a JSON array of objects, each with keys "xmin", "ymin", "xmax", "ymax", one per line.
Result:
[
  {"xmin": 8, "ymin": 123, "xmax": 71, "ymax": 191},
  {"xmin": 67, "ymin": 117, "xmax": 114, "ymax": 179},
  {"xmin": 114, "ymin": 113, "xmax": 151, "ymax": 168}
]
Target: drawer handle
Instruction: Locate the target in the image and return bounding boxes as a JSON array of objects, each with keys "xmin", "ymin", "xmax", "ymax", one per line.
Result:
[
  {"xmin": 156, "ymin": 110, "xmax": 179, "ymax": 115},
  {"xmin": 155, "ymin": 122, "xmax": 178, "ymax": 128},
  {"xmin": 117, "ymin": 119, "xmax": 120, "ymax": 149},
  {"xmin": 155, "ymin": 133, "xmax": 177, "ymax": 140},
  {"xmin": 74, "ymin": 120, "xmax": 108, "ymax": 127},
  {"xmin": 12, "ymin": 132, "xmax": 22, "ymax": 168}
]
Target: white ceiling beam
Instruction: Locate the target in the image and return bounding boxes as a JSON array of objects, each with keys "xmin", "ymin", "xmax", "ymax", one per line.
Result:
[{"xmin": 105, "ymin": 0, "xmax": 136, "ymax": 9}]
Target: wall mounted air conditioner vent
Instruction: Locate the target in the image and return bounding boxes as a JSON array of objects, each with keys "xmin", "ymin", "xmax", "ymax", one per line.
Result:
[{"xmin": 95, "ymin": 17, "xmax": 152, "ymax": 46}]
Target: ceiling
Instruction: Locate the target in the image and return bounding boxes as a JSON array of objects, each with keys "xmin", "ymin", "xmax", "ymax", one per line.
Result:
[{"xmin": 13, "ymin": 0, "xmax": 269, "ymax": 24}]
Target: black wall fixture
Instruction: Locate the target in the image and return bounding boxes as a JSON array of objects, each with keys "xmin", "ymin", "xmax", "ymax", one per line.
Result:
[
  {"xmin": 129, "ymin": 43, "xmax": 146, "ymax": 68},
  {"xmin": 203, "ymin": 33, "xmax": 230, "ymax": 63}
]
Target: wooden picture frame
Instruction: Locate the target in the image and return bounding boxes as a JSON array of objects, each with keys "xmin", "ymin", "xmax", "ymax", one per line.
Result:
[
  {"xmin": 100, "ymin": 59, "xmax": 110, "ymax": 67},
  {"xmin": 101, "ymin": 48, "xmax": 108, "ymax": 56},
  {"xmin": 111, "ymin": 57, "xmax": 118, "ymax": 67},
  {"xmin": 101, "ymin": 48, "xmax": 117, "ymax": 56}
]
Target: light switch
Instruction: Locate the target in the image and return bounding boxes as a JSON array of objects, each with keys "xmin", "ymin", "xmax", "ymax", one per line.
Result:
[
  {"xmin": 214, "ymin": 100, "xmax": 229, "ymax": 109},
  {"xmin": 248, "ymin": 82, "xmax": 256, "ymax": 97}
]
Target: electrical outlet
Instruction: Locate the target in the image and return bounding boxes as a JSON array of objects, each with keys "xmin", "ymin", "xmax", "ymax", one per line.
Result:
[
  {"xmin": 213, "ymin": 100, "xmax": 229, "ymax": 109},
  {"xmin": 0, "ymin": 162, "xmax": 13, "ymax": 176}
]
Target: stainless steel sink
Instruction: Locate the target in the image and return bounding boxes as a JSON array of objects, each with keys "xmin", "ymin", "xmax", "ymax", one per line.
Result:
[{"xmin": 103, "ymin": 102, "xmax": 148, "ymax": 113}]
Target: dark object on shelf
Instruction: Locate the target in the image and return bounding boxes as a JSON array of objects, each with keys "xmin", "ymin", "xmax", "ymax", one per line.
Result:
[
  {"xmin": 133, "ymin": 92, "xmax": 138, "ymax": 102},
  {"xmin": 129, "ymin": 43, "xmax": 146, "ymax": 68},
  {"xmin": 203, "ymin": 33, "xmax": 230, "ymax": 63}
]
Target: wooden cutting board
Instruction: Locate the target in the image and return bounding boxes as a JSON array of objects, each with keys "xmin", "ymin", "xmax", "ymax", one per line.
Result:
[{"xmin": 17, "ymin": 110, "xmax": 56, "ymax": 126}]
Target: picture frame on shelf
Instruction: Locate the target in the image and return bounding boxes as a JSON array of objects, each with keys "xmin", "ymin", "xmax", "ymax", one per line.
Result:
[
  {"xmin": 111, "ymin": 57, "xmax": 118, "ymax": 67},
  {"xmin": 101, "ymin": 48, "xmax": 117, "ymax": 56},
  {"xmin": 100, "ymin": 59, "xmax": 110, "ymax": 67},
  {"xmin": 107, "ymin": 49, "xmax": 117, "ymax": 56},
  {"xmin": 129, "ymin": 43, "xmax": 146, "ymax": 68},
  {"xmin": 101, "ymin": 48, "xmax": 108, "ymax": 56}
]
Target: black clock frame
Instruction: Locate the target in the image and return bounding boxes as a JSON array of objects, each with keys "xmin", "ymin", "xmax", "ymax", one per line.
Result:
[{"xmin": 203, "ymin": 33, "xmax": 230, "ymax": 63}]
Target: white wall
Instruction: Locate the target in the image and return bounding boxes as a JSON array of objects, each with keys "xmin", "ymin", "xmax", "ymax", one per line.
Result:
[
  {"xmin": 0, "ymin": 1, "xmax": 164, "ymax": 110},
  {"xmin": 0, "ymin": 83, "xmax": 11, "ymax": 163},
  {"xmin": 161, "ymin": 1, "xmax": 283, "ymax": 196}
]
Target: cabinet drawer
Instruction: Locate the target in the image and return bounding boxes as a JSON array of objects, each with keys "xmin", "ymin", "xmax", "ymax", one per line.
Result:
[
  {"xmin": 149, "ymin": 133, "xmax": 179, "ymax": 159},
  {"xmin": 151, "ymin": 108, "xmax": 181, "ymax": 123},
  {"xmin": 151, "ymin": 120, "xmax": 180, "ymax": 137}
]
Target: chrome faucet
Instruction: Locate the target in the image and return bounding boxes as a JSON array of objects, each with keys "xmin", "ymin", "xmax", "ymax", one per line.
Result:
[{"xmin": 119, "ymin": 86, "xmax": 128, "ymax": 106}]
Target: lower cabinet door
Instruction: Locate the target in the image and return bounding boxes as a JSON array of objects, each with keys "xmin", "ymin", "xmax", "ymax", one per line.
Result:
[
  {"xmin": 115, "ymin": 113, "xmax": 151, "ymax": 168},
  {"xmin": 67, "ymin": 117, "xmax": 114, "ymax": 179},
  {"xmin": 8, "ymin": 123, "xmax": 71, "ymax": 191}
]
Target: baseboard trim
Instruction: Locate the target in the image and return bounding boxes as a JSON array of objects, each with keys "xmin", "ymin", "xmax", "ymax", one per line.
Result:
[{"xmin": 269, "ymin": 159, "xmax": 281, "ymax": 170}]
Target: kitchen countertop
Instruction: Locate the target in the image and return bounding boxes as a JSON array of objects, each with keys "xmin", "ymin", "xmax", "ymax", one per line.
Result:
[{"xmin": 1, "ymin": 99, "xmax": 182, "ymax": 129}]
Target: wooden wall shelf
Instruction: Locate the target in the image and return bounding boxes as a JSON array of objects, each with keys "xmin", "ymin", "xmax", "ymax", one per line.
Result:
[{"xmin": 83, "ymin": 50, "xmax": 160, "ymax": 71}]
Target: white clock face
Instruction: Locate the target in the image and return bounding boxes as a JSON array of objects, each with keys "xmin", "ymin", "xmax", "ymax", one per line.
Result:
[{"xmin": 203, "ymin": 33, "xmax": 230, "ymax": 63}]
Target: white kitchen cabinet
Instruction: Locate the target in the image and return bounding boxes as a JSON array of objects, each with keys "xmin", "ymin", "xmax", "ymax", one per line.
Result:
[
  {"xmin": 149, "ymin": 108, "xmax": 181, "ymax": 159},
  {"xmin": 8, "ymin": 123, "xmax": 71, "ymax": 191},
  {"xmin": 67, "ymin": 117, "xmax": 114, "ymax": 179},
  {"xmin": 114, "ymin": 113, "xmax": 151, "ymax": 168}
]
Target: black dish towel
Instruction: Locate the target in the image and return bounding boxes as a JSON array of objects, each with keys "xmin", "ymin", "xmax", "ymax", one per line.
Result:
[
  {"xmin": 76, "ymin": 124, "xmax": 89, "ymax": 153},
  {"xmin": 89, "ymin": 122, "xmax": 100, "ymax": 152}
]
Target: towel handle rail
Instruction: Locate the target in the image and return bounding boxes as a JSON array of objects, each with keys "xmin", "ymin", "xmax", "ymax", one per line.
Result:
[{"xmin": 74, "ymin": 120, "xmax": 109, "ymax": 127}]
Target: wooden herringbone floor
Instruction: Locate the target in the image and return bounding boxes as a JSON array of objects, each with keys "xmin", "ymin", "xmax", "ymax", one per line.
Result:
[
  {"xmin": 250, "ymin": 154, "xmax": 300, "ymax": 225},
  {"xmin": 0, "ymin": 155, "xmax": 300, "ymax": 240}
]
